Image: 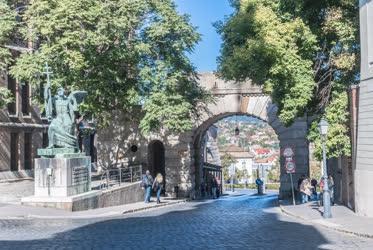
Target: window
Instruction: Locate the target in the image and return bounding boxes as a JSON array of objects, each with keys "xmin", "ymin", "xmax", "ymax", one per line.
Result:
[
  {"xmin": 7, "ymin": 74, "xmax": 17, "ymax": 115},
  {"xmin": 10, "ymin": 133, "xmax": 19, "ymax": 171},
  {"xmin": 21, "ymin": 82, "xmax": 30, "ymax": 116},
  {"xmin": 24, "ymin": 133, "xmax": 32, "ymax": 170}
]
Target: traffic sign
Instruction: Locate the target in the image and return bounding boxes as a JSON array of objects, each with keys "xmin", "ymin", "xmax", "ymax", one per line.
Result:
[
  {"xmin": 282, "ymin": 147, "xmax": 294, "ymax": 158},
  {"xmin": 285, "ymin": 160, "xmax": 296, "ymax": 173}
]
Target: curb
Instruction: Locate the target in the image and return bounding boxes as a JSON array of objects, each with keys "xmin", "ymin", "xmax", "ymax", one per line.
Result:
[
  {"xmin": 0, "ymin": 178, "xmax": 34, "ymax": 184},
  {"xmin": 121, "ymin": 199, "xmax": 187, "ymax": 215},
  {"xmin": 279, "ymin": 204, "xmax": 373, "ymax": 239},
  {"xmin": 0, "ymin": 199, "xmax": 188, "ymax": 220}
]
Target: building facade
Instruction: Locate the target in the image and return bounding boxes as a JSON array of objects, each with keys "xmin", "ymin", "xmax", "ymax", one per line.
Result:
[
  {"xmin": 0, "ymin": 72, "xmax": 46, "ymax": 178},
  {"xmin": 220, "ymin": 144, "xmax": 254, "ymax": 184},
  {"xmin": 355, "ymin": 0, "xmax": 373, "ymax": 217},
  {"xmin": 0, "ymin": 2, "xmax": 46, "ymax": 179}
]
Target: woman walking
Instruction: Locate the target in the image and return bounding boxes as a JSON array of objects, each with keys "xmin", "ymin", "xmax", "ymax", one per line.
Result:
[
  {"xmin": 300, "ymin": 177, "xmax": 312, "ymax": 204},
  {"xmin": 153, "ymin": 173, "xmax": 164, "ymax": 204}
]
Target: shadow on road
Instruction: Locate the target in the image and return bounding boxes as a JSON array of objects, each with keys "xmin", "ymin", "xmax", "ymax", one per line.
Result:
[{"xmin": 0, "ymin": 193, "xmax": 338, "ymax": 249}]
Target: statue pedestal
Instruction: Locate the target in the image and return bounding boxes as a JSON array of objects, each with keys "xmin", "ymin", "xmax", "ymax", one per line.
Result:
[{"xmin": 33, "ymin": 153, "xmax": 91, "ymax": 197}]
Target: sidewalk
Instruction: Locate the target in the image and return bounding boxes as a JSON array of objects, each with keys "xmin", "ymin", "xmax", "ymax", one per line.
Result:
[
  {"xmin": 0, "ymin": 197, "xmax": 186, "ymax": 220},
  {"xmin": 0, "ymin": 179, "xmax": 188, "ymax": 219},
  {"xmin": 279, "ymin": 200, "xmax": 373, "ymax": 238}
]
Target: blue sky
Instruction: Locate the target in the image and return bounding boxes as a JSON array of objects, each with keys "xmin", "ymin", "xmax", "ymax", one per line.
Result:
[{"xmin": 175, "ymin": 0, "xmax": 233, "ymax": 72}]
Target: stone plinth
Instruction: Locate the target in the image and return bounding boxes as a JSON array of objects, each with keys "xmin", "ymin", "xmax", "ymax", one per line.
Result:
[
  {"xmin": 22, "ymin": 181, "xmax": 145, "ymax": 211},
  {"xmin": 33, "ymin": 154, "xmax": 91, "ymax": 197},
  {"xmin": 37, "ymin": 147, "xmax": 79, "ymax": 158}
]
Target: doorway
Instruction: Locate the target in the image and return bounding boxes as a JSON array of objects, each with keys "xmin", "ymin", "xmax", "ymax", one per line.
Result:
[{"xmin": 148, "ymin": 140, "xmax": 166, "ymax": 189}]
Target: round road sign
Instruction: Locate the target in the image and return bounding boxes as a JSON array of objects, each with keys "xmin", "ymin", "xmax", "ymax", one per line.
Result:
[
  {"xmin": 285, "ymin": 160, "xmax": 296, "ymax": 173},
  {"xmin": 283, "ymin": 147, "xmax": 294, "ymax": 158}
]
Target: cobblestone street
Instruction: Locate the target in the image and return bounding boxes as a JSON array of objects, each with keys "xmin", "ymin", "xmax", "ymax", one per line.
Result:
[{"xmin": 0, "ymin": 190, "xmax": 372, "ymax": 249}]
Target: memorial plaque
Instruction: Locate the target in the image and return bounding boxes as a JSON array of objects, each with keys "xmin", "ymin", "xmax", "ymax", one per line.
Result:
[{"xmin": 72, "ymin": 166, "xmax": 89, "ymax": 185}]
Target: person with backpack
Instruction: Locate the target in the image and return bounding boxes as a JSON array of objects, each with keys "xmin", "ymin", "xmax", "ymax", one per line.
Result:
[
  {"xmin": 152, "ymin": 173, "xmax": 164, "ymax": 204},
  {"xmin": 142, "ymin": 170, "xmax": 153, "ymax": 203}
]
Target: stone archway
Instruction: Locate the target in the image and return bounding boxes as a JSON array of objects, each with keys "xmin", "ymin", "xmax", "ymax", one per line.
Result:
[
  {"xmin": 96, "ymin": 72, "xmax": 311, "ymax": 200},
  {"xmin": 189, "ymin": 73, "xmax": 310, "ymax": 199}
]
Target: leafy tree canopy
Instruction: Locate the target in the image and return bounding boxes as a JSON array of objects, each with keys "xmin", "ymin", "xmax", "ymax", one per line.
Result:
[
  {"xmin": 1, "ymin": 0, "xmax": 209, "ymax": 133},
  {"xmin": 217, "ymin": 0, "xmax": 358, "ymax": 159},
  {"xmin": 0, "ymin": 0, "xmax": 15, "ymax": 106}
]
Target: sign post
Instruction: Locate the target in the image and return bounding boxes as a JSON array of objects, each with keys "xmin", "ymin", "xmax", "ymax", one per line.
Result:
[{"xmin": 283, "ymin": 147, "xmax": 296, "ymax": 206}]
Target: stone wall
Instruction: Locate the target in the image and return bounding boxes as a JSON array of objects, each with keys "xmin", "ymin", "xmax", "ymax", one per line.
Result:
[
  {"xmin": 96, "ymin": 73, "xmax": 311, "ymax": 200},
  {"xmin": 22, "ymin": 181, "xmax": 145, "ymax": 211},
  {"xmin": 96, "ymin": 111, "xmax": 195, "ymax": 198},
  {"xmin": 72, "ymin": 182, "xmax": 145, "ymax": 211}
]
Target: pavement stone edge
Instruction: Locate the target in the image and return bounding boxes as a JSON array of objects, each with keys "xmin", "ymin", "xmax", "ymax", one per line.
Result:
[
  {"xmin": 0, "ymin": 199, "xmax": 188, "ymax": 220},
  {"xmin": 279, "ymin": 203, "xmax": 373, "ymax": 239}
]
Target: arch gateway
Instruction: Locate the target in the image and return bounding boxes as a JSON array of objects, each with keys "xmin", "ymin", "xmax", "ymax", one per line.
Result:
[
  {"xmin": 97, "ymin": 72, "xmax": 311, "ymax": 199},
  {"xmin": 190, "ymin": 73, "xmax": 310, "ymax": 199}
]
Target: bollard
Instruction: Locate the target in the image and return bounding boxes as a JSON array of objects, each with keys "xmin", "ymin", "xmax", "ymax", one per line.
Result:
[{"xmin": 174, "ymin": 185, "xmax": 179, "ymax": 199}]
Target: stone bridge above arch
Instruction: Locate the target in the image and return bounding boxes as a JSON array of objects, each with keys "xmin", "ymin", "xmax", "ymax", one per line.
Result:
[{"xmin": 191, "ymin": 72, "xmax": 310, "ymax": 198}]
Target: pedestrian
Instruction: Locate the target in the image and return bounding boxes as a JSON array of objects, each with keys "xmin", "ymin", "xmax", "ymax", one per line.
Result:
[
  {"xmin": 152, "ymin": 173, "xmax": 163, "ymax": 204},
  {"xmin": 297, "ymin": 174, "xmax": 306, "ymax": 202},
  {"xmin": 311, "ymin": 178, "xmax": 318, "ymax": 200},
  {"xmin": 319, "ymin": 177, "xmax": 325, "ymax": 206},
  {"xmin": 300, "ymin": 177, "xmax": 312, "ymax": 204},
  {"xmin": 256, "ymin": 177, "xmax": 263, "ymax": 195},
  {"xmin": 211, "ymin": 175, "xmax": 218, "ymax": 199},
  {"xmin": 297, "ymin": 175, "xmax": 305, "ymax": 190},
  {"xmin": 200, "ymin": 182, "xmax": 205, "ymax": 197},
  {"xmin": 141, "ymin": 170, "xmax": 153, "ymax": 203},
  {"xmin": 216, "ymin": 176, "xmax": 221, "ymax": 198}
]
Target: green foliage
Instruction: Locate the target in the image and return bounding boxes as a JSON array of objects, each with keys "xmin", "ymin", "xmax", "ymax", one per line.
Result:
[
  {"xmin": 308, "ymin": 91, "xmax": 351, "ymax": 159},
  {"xmin": 267, "ymin": 165, "xmax": 280, "ymax": 183},
  {"xmin": 224, "ymin": 182, "xmax": 280, "ymax": 190},
  {"xmin": 1, "ymin": 0, "xmax": 208, "ymax": 133},
  {"xmin": 217, "ymin": 0, "xmax": 358, "ymax": 158},
  {"xmin": 0, "ymin": 87, "xmax": 13, "ymax": 108},
  {"xmin": 0, "ymin": 0, "xmax": 15, "ymax": 71},
  {"xmin": 0, "ymin": 0, "xmax": 16, "ymax": 108},
  {"xmin": 221, "ymin": 153, "xmax": 237, "ymax": 181}
]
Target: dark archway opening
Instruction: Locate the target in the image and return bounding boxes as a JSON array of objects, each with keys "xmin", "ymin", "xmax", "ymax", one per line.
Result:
[{"xmin": 148, "ymin": 140, "xmax": 166, "ymax": 190}]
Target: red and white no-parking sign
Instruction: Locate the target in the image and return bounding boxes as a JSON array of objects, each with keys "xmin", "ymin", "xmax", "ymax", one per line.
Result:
[{"xmin": 285, "ymin": 159, "xmax": 296, "ymax": 173}]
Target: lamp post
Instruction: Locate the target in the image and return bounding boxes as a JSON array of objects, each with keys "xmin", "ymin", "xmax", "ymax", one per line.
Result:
[{"xmin": 319, "ymin": 118, "xmax": 332, "ymax": 218}]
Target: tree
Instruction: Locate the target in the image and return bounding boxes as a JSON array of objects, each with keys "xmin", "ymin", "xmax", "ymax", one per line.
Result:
[
  {"xmin": 0, "ymin": 0, "xmax": 15, "ymax": 107},
  {"xmin": 217, "ymin": 0, "xmax": 358, "ymax": 159},
  {"xmin": 221, "ymin": 153, "xmax": 237, "ymax": 182},
  {"xmin": 1, "ymin": 0, "xmax": 209, "ymax": 133},
  {"xmin": 267, "ymin": 164, "xmax": 280, "ymax": 183}
]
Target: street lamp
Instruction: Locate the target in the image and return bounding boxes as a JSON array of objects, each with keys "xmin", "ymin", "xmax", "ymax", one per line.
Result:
[{"xmin": 319, "ymin": 118, "xmax": 332, "ymax": 218}]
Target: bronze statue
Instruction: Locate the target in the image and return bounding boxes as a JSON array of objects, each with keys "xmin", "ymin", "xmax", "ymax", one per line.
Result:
[{"xmin": 43, "ymin": 63, "xmax": 87, "ymax": 149}]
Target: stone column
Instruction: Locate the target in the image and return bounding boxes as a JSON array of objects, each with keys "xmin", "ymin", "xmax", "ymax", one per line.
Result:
[
  {"xmin": 271, "ymin": 118, "xmax": 309, "ymax": 199},
  {"xmin": 355, "ymin": 0, "xmax": 373, "ymax": 217}
]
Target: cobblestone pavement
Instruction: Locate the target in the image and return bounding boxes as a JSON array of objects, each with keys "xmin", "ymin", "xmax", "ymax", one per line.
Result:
[{"xmin": 0, "ymin": 190, "xmax": 372, "ymax": 249}]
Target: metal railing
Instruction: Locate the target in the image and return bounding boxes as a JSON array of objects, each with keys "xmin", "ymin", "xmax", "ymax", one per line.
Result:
[{"xmin": 99, "ymin": 163, "xmax": 143, "ymax": 190}]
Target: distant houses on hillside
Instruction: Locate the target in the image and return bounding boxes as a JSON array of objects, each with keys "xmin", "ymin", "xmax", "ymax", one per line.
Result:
[
  {"xmin": 204, "ymin": 116, "xmax": 280, "ymax": 184},
  {"xmin": 220, "ymin": 144, "xmax": 254, "ymax": 183}
]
